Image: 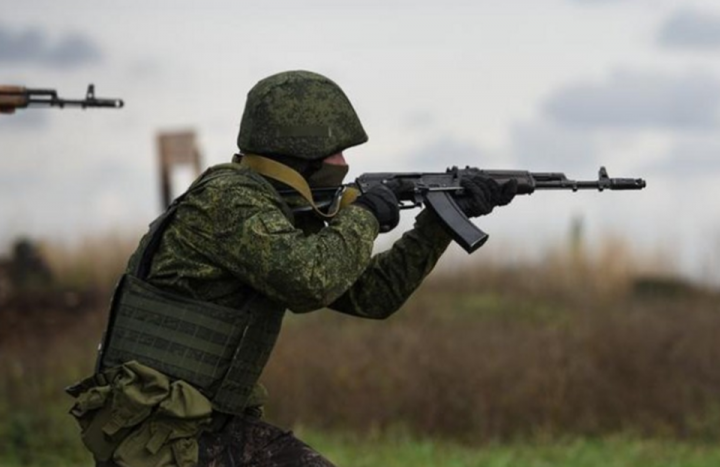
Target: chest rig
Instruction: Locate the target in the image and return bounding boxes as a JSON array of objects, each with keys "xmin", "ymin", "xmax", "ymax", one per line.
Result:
[{"xmin": 97, "ymin": 168, "xmax": 286, "ymax": 415}]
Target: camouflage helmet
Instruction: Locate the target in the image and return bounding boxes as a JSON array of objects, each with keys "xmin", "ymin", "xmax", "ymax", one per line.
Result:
[{"xmin": 237, "ymin": 70, "xmax": 368, "ymax": 160}]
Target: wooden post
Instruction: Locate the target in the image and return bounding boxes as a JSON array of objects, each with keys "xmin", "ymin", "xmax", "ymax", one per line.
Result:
[{"xmin": 156, "ymin": 130, "xmax": 203, "ymax": 209}]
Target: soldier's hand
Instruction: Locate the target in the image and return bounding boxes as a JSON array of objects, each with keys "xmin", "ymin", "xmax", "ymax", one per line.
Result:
[
  {"xmin": 455, "ymin": 175, "xmax": 518, "ymax": 218},
  {"xmin": 383, "ymin": 178, "xmax": 416, "ymax": 200},
  {"xmin": 353, "ymin": 184, "xmax": 400, "ymax": 233}
]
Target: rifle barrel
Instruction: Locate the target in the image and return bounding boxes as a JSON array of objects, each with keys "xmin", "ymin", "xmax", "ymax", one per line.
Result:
[
  {"xmin": 534, "ymin": 178, "xmax": 646, "ymax": 191},
  {"xmin": 26, "ymin": 97, "xmax": 124, "ymax": 108}
]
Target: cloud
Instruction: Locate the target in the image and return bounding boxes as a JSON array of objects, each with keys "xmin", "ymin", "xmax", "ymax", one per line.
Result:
[
  {"xmin": 0, "ymin": 157, "xmax": 156, "ymax": 242},
  {"xmin": 569, "ymin": 0, "xmax": 629, "ymax": 3},
  {"xmin": 510, "ymin": 121, "xmax": 600, "ymax": 173},
  {"xmin": 400, "ymin": 126, "xmax": 603, "ymax": 177},
  {"xmin": 403, "ymin": 136, "xmax": 492, "ymax": 171},
  {"xmin": 658, "ymin": 9, "xmax": 720, "ymax": 50},
  {"xmin": 0, "ymin": 23, "xmax": 101, "ymax": 68},
  {"xmin": 543, "ymin": 70, "xmax": 720, "ymax": 129},
  {"xmin": 403, "ymin": 110, "xmax": 436, "ymax": 131},
  {"xmin": 126, "ymin": 58, "xmax": 164, "ymax": 80},
  {"xmin": 642, "ymin": 137, "xmax": 720, "ymax": 179},
  {"xmin": 0, "ymin": 110, "xmax": 49, "ymax": 130}
]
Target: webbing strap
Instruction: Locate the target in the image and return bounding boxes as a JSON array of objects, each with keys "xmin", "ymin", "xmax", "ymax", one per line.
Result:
[{"xmin": 240, "ymin": 154, "xmax": 359, "ymax": 218}]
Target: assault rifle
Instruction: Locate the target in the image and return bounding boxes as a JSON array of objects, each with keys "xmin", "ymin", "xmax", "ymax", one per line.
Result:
[
  {"xmin": 303, "ymin": 166, "xmax": 646, "ymax": 253},
  {"xmin": 0, "ymin": 84, "xmax": 123, "ymax": 113}
]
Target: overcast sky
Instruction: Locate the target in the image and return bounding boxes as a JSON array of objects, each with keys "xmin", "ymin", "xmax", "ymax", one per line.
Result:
[{"xmin": 2, "ymin": 0, "xmax": 720, "ymax": 282}]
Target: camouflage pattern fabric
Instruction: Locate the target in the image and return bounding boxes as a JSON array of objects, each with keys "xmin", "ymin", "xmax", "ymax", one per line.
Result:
[
  {"xmin": 237, "ymin": 71, "xmax": 368, "ymax": 160},
  {"xmin": 327, "ymin": 207, "xmax": 452, "ymax": 319},
  {"xmin": 126, "ymin": 162, "xmax": 452, "ymax": 407},
  {"xmin": 197, "ymin": 416, "xmax": 336, "ymax": 467},
  {"xmin": 128, "ymin": 162, "xmax": 378, "ymax": 312},
  {"xmin": 130, "ymin": 161, "xmax": 452, "ymax": 318}
]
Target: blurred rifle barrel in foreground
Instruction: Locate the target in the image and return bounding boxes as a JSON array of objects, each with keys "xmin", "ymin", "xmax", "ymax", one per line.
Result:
[{"xmin": 0, "ymin": 84, "xmax": 123, "ymax": 113}]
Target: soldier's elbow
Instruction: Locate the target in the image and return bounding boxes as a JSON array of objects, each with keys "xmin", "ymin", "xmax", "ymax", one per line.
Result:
[{"xmin": 284, "ymin": 283, "xmax": 341, "ymax": 314}]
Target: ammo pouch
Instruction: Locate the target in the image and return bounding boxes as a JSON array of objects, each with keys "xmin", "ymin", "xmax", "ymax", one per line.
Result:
[{"xmin": 67, "ymin": 361, "xmax": 212, "ymax": 467}]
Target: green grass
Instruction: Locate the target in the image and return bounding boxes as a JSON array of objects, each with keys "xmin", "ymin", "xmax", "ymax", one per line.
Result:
[
  {"xmin": 0, "ymin": 399, "xmax": 92, "ymax": 467},
  {"xmin": 4, "ymin": 426, "xmax": 720, "ymax": 467},
  {"xmin": 296, "ymin": 429, "xmax": 720, "ymax": 467}
]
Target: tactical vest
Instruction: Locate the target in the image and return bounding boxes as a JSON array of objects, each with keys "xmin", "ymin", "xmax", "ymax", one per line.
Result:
[{"xmin": 97, "ymin": 169, "xmax": 286, "ymax": 415}]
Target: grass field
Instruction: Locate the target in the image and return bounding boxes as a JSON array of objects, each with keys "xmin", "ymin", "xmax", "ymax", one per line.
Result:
[
  {"xmin": 300, "ymin": 429, "xmax": 720, "ymax": 467},
  {"xmin": 3, "ymin": 427, "xmax": 720, "ymax": 467}
]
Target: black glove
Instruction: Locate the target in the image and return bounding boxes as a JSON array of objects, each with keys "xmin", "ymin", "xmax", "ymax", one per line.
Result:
[
  {"xmin": 383, "ymin": 178, "xmax": 416, "ymax": 201},
  {"xmin": 454, "ymin": 176, "xmax": 518, "ymax": 218},
  {"xmin": 353, "ymin": 184, "xmax": 400, "ymax": 233}
]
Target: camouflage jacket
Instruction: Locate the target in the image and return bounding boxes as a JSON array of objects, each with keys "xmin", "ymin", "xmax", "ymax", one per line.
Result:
[{"xmin": 126, "ymin": 162, "xmax": 451, "ymax": 404}]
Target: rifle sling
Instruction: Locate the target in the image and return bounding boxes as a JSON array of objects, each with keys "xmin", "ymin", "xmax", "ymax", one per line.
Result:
[{"xmin": 240, "ymin": 154, "xmax": 359, "ymax": 217}]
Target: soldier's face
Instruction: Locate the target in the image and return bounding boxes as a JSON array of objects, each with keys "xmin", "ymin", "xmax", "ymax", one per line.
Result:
[
  {"xmin": 306, "ymin": 152, "xmax": 349, "ymax": 187},
  {"xmin": 323, "ymin": 152, "xmax": 347, "ymax": 167}
]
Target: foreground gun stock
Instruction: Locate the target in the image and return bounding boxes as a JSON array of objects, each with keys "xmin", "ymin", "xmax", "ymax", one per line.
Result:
[
  {"xmin": 354, "ymin": 166, "xmax": 646, "ymax": 253},
  {"xmin": 0, "ymin": 84, "xmax": 123, "ymax": 113}
]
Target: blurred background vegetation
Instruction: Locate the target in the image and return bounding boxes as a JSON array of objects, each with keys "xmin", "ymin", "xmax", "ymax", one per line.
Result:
[{"xmin": 1, "ymin": 230, "xmax": 719, "ymax": 467}]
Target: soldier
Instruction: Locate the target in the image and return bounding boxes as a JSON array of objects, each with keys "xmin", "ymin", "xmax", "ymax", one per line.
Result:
[
  {"xmin": 9, "ymin": 238, "xmax": 54, "ymax": 290},
  {"xmin": 67, "ymin": 70, "xmax": 516, "ymax": 467}
]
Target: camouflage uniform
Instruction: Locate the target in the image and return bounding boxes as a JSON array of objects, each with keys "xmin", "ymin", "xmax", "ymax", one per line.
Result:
[
  {"xmin": 197, "ymin": 415, "xmax": 335, "ymax": 467},
  {"xmin": 123, "ymin": 162, "xmax": 451, "ymax": 465}
]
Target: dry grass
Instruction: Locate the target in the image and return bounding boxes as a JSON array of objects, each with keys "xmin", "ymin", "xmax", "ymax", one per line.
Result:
[
  {"xmin": 1, "ymin": 232, "xmax": 719, "ymax": 461},
  {"xmin": 40, "ymin": 233, "xmax": 139, "ymax": 291},
  {"xmin": 0, "ymin": 304, "xmax": 105, "ymax": 464},
  {"xmin": 262, "ymin": 287, "xmax": 720, "ymax": 441}
]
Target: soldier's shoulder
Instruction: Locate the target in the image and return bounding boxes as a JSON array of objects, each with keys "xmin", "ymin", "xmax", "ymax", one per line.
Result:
[
  {"xmin": 180, "ymin": 164, "xmax": 284, "ymax": 220},
  {"xmin": 193, "ymin": 164, "xmax": 277, "ymax": 200},
  {"xmin": 202, "ymin": 163, "xmax": 270, "ymax": 189}
]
